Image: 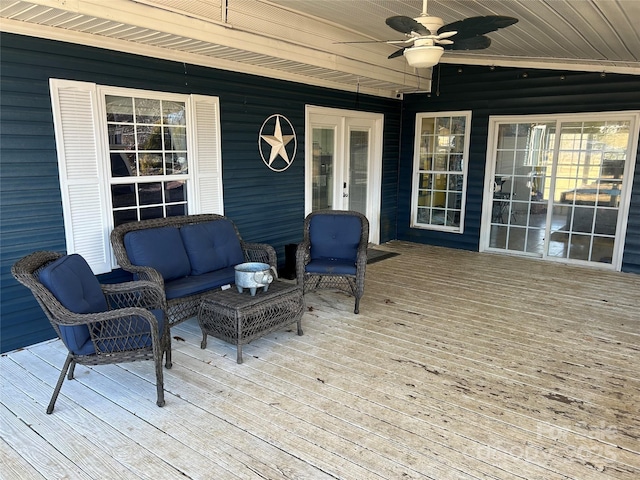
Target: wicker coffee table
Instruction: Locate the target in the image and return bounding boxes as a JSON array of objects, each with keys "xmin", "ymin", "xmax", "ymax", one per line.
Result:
[{"xmin": 198, "ymin": 280, "xmax": 304, "ymax": 363}]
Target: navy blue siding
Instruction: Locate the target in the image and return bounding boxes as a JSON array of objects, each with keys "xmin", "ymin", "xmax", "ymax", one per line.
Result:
[
  {"xmin": 398, "ymin": 65, "xmax": 640, "ymax": 271},
  {"xmin": 0, "ymin": 33, "xmax": 400, "ymax": 353}
]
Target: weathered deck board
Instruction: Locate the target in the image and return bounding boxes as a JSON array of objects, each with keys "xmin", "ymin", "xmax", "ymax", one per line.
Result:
[{"xmin": 1, "ymin": 241, "xmax": 638, "ymax": 479}]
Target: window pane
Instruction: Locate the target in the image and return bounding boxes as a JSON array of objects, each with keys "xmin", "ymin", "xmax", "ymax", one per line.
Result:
[
  {"xmin": 417, "ymin": 191, "xmax": 432, "ymax": 207},
  {"xmin": 167, "ymin": 204, "xmax": 187, "ymax": 217},
  {"xmin": 420, "ymin": 117, "xmax": 435, "ymax": 135},
  {"xmin": 111, "ymin": 152, "xmax": 136, "ymax": 177},
  {"xmin": 108, "ymin": 124, "xmax": 135, "ymax": 149},
  {"xmin": 311, "ymin": 128, "xmax": 334, "ymax": 210},
  {"xmin": 419, "ymin": 154, "xmax": 432, "ymax": 171},
  {"xmin": 166, "ymin": 153, "xmax": 188, "ymax": 175},
  {"xmin": 113, "ymin": 209, "xmax": 138, "ymax": 227},
  {"xmin": 436, "ymin": 117, "xmax": 450, "ymax": 131},
  {"xmin": 165, "ymin": 180, "xmax": 186, "ymax": 203},
  {"xmin": 164, "ymin": 126, "xmax": 187, "ymax": 150},
  {"xmin": 137, "ymin": 125, "xmax": 163, "ymax": 150},
  {"xmin": 449, "ymin": 155, "xmax": 463, "ymax": 172},
  {"xmin": 139, "ymin": 153, "xmax": 162, "ymax": 176},
  {"xmin": 138, "ymin": 182, "xmax": 162, "ymax": 205},
  {"xmin": 111, "ymin": 184, "xmax": 136, "ymax": 208},
  {"xmin": 106, "ymin": 96, "xmax": 133, "ymax": 123},
  {"xmin": 140, "ymin": 206, "xmax": 163, "ymax": 220},
  {"xmin": 163, "ymin": 101, "xmax": 186, "ymax": 125},
  {"xmin": 135, "ymin": 98, "xmax": 161, "ymax": 124}
]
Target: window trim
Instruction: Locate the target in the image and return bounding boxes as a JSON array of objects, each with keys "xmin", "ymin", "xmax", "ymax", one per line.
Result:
[
  {"xmin": 410, "ymin": 110, "xmax": 472, "ymax": 233},
  {"xmin": 49, "ymin": 79, "xmax": 224, "ymax": 274}
]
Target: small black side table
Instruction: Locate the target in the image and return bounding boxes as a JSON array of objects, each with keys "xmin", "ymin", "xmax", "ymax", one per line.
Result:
[{"xmin": 198, "ymin": 280, "xmax": 304, "ymax": 363}]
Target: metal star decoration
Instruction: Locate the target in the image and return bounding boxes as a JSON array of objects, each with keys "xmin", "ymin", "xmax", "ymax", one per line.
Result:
[{"xmin": 259, "ymin": 115, "xmax": 296, "ymax": 169}]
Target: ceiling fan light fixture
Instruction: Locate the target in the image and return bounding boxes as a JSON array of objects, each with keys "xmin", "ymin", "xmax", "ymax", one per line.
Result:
[{"xmin": 404, "ymin": 45, "xmax": 444, "ymax": 68}]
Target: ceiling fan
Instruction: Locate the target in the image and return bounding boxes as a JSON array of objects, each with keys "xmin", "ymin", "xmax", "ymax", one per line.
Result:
[{"xmin": 382, "ymin": 0, "xmax": 518, "ymax": 68}]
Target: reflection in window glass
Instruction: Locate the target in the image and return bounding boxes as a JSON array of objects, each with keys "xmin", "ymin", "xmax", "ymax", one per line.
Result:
[
  {"xmin": 412, "ymin": 112, "xmax": 471, "ymax": 232},
  {"xmin": 312, "ymin": 128, "xmax": 334, "ymax": 210},
  {"xmin": 486, "ymin": 115, "xmax": 633, "ymax": 268},
  {"xmin": 106, "ymin": 94, "xmax": 188, "ymax": 226}
]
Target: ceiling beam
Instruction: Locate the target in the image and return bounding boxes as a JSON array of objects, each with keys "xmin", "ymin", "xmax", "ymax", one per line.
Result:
[{"xmin": 0, "ymin": 0, "xmax": 424, "ymax": 96}]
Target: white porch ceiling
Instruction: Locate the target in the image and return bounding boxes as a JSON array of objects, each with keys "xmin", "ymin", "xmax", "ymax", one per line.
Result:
[{"xmin": 1, "ymin": 0, "xmax": 639, "ymax": 98}]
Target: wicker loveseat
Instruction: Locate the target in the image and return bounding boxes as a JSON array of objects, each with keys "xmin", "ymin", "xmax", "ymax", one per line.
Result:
[{"xmin": 111, "ymin": 214, "xmax": 277, "ymax": 337}]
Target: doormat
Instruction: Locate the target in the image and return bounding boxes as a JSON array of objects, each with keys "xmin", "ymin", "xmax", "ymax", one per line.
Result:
[{"xmin": 367, "ymin": 249, "xmax": 399, "ymax": 264}]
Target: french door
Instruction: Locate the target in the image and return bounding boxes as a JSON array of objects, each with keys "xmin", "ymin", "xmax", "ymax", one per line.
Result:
[
  {"xmin": 481, "ymin": 112, "xmax": 639, "ymax": 270},
  {"xmin": 305, "ymin": 106, "xmax": 383, "ymax": 243}
]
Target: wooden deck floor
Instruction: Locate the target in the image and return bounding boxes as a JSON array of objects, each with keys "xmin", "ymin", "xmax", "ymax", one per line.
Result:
[{"xmin": 2, "ymin": 241, "xmax": 639, "ymax": 479}]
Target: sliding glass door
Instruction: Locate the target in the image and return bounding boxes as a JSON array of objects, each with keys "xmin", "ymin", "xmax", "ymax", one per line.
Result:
[{"xmin": 481, "ymin": 112, "xmax": 639, "ymax": 270}]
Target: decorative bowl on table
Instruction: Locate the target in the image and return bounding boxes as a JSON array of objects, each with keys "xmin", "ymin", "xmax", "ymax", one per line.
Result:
[{"xmin": 234, "ymin": 262, "xmax": 274, "ymax": 296}]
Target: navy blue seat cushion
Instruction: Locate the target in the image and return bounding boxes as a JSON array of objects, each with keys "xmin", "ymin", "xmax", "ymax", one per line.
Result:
[
  {"xmin": 39, "ymin": 254, "xmax": 108, "ymax": 356},
  {"xmin": 305, "ymin": 258, "xmax": 357, "ymax": 275},
  {"xmin": 180, "ymin": 220, "xmax": 245, "ymax": 275},
  {"xmin": 309, "ymin": 214, "xmax": 362, "ymax": 262},
  {"xmin": 164, "ymin": 267, "xmax": 236, "ymax": 299},
  {"xmin": 124, "ymin": 226, "xmax": 191, "ymax": 281}
]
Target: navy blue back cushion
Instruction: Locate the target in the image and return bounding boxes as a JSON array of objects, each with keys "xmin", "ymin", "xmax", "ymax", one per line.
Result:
[
  {"xmin": 124, "ymin": 226, "xmax": 191, "ymax": 281},
  {"xmin": 310, "ymin": 214, "xmax": 362, "ymax": 261},
  {"xmin": 180, "ymin": 220, "xmax": 244, "ymax": 275},
  {"xmin": 39, "ymin": 254, "xmax": 107, "ymax": 355}
]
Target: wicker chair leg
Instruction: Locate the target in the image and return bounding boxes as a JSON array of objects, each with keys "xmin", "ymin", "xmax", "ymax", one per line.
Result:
[
  {"xmin": 67, "ymin": 359, "xmax": 77, "ymax": 380},
  {"xmin": 354, "ymin": 296, "xmax": 361, "ymax": 314},
  {"xmin": 47, "ymin": 354, "xmax": 73, "ymax": 414},
  {"xmin": 154, "ymin": 358, "xmax": 165, "ymax": 407},
  {"xmin": 164, "ymin": 334, "xmax": 172, "ymax": 369},
  {"xmin": 155, "ymin": 378, "xmax": 165, "ymax": 407},
  {"xmin": 164, "ymin": 350, "xmax": 172, "ymax": 369}
]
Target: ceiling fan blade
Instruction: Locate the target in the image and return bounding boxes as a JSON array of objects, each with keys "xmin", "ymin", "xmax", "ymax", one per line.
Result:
[
  {"xmin": 438, "ymin": 15, "xmax": 518, "ymax": 40},
  {"xmin": 386, "ymin": 15, "xmax": 429, "ymax": 35},
  {"xmin": 443, "ymin": 35, "xmax": 492, "ymax": 51},
  {"xmin": 388, "ymin": 47, "xmax": 407, "ymax": 59},
  {"xmin": 437, "ymin": 39, "xmax": 454, "ymax": 46}
]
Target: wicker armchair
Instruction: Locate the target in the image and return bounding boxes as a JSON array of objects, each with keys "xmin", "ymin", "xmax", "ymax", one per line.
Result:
[
  {"xmin": 296, "ymin": 210, "xmax": 369, "ymax": 314},
  {"xmin": 12, "ymin": 251, "xmax": 169, "ymax": 414}
]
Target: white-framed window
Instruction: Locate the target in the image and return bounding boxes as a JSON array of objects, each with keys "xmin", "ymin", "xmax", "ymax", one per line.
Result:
[
  {"xmin": 106, "ymin": 94, "xmax": 189, "ymax": 225},
  {"xmin": 49, "ymin": 79, "xmax": 224, "ymax": 274},
  {"xmin": 411, "ymin": 111, "xmax": 471, "ymax": 232}
]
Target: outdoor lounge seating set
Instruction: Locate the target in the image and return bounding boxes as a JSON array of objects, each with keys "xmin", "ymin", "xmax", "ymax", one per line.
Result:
[
  {"xmin": 12, "ymin": 210, "xmax": 369, "ymax": 413},
  {"xmin": 110, "ymin": 214, "xmax": 279, "ymax": 366}
]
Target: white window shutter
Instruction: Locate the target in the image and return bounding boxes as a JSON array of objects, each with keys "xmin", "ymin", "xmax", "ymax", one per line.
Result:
[
  {"xmin": 49, "ymin": 79, "xmax": 111, "ymax": 274},
  {"xmin": 191, "ymin": 95, "xmax": 224, "ymax": 214}
]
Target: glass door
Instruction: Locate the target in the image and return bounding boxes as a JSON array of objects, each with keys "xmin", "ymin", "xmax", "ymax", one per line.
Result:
[
  {"xmin": 311, "ymin": 123, "xmax": 335, "ymax": 210},
  {"xmin": 548, "ymin": 120, "xmax": 628, "ymax": 263},
  {"xmin": 488, "ymin": 122, "xmax": 555, "ymax": 254},
  {"xmin": 482, "ymin": 113, "xmax": 638, "ymax": 270},
  {"xmin": 306, "ymin": 106, "xmax": 383, "ymax": 243},
  {"xmin": 346, "ymin": 120, "xmax": 372, "ymax": 214}
]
